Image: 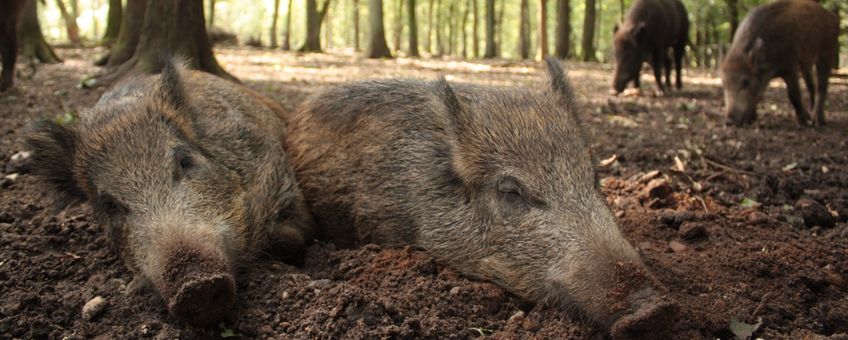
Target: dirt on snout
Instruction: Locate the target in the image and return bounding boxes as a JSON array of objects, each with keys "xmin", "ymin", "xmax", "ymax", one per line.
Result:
[{"xmin": 1, "ymin": 48, "xmax": 847, "ymax": 339}]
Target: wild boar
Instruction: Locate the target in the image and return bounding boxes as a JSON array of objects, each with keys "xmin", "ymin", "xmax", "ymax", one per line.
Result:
[{"xmin": 0, "ymin": 0, "xmax": 25, "ymax": 92}]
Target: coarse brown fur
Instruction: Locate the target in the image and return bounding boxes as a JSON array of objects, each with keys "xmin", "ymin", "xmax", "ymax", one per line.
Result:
[
  {"xmin": 286, "ymin": 59, "xmax": 675, "ymax": 334},
  {"xmin": 721, "ymin": 0, "xmax": 839, "ymax": 126},
  {"xmin": 611, "ymin": 0, "xmax": 689, "ymax": 94},
  {"xmin": 0, "ymin": 0, "xmax": 25, "ymax": 92},
  {"xmin": 26, "ymin": 61, "xmax": 314, "ymax": 325}
]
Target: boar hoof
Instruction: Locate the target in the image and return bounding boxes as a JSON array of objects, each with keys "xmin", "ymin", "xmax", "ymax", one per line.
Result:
[
  {"xmin": 610, "ymin": 294, "xmax": 678, "ymax": 339},
  {"xmin": 168, "ymin": 273, "xmax": 235, "ymax": 326}
]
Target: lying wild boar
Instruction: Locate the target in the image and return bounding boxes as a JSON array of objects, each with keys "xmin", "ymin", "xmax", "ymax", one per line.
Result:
[
  {"xmin": 612, "ymin": 0, "xmax": 689, "ymax": 95},
  {"xmin": 286, "ymin": 59, "xmax": 676, "ymax": 337},
  {"xmin": 27, "ymin": 61, "xmax": 315, "ymax": 326},
  {"xmin": 721, "ymin": 0, "xmax": 838, "ymax": 126}
]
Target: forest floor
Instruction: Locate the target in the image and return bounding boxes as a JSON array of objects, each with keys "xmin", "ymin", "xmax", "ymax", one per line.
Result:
[{"xmin": 1, "ymin": 47, "xmax": 847, "ymax": 339}]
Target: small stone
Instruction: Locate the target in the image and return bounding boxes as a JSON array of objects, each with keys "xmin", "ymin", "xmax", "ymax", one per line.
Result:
[
  {"xmin": 449, "ymin": 286, "xmax": 461, "ymax": 295},
  {"xmin": 5, "ymin": 151, "xmax": 32, "ymax": 174},
  {"xmin": 713, "ymin": 299, "xmax": 726, "ymax": 313},
  {"xmin": 678, "ymin": 222, "xmax": 707, "ymax": 241},
  {"xmin": 824, "ymin": 265, "xmax": 845, "ymax": 289},
  {"xmin": 281, "ymin": 291, "xmax": 289, "ymax": 299},
  {"xmin": 669, "ymin": 240, "xmax": 688, "ymax": 253},
  {"xmin": 82, "ymin": 296, "xmax": 107, "ymax": 320},
  {"xmin": 747, "ymin": 211, "xmax": 769, "ymax": 225},
  {"xmin": 508, "ymin": 310, "xmax": 525, "ymax": 323},
  {"xmin": 796, "ymin": 198, "xmax": 835, "ymax": 228}
]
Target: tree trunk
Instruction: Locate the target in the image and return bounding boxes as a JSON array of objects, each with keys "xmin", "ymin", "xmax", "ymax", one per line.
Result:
[
  {"xmin": 300, "ymin": 0, "xmax": 332, "ymax": 52},
  {"xmin": 353, "ymin": 0, "xmax": 360, "ymax": 51},
  {"xmin": 325, "ymin": 2, "xmax": 333, "ymax": 49},
  {"xmin": 594, "ymin": 0, "xmax": 601, "ymax": 60},
  {"xmin": 581, "ymin": 0, "xmax": 596, "ymax": 61},
  {"xmin": 407, "ymin": 0, "xmax": 419, "ymax": 57},
  {"xmin": 518, "ymin": 0, "xmax": 530, "ymax": 59},
  {"xmin": 427, "ymin": 0, "xmax": 434, "ymax": 53},
  {"xmin": 447, "ymin": 2, "xmax": 455, "ymax": 55},
  {"xmin": 103, "ymin": 0, "xmax": 234, "ymax": 82},
  {"xmin": 496, "ymin": 0, "xmax": 504, "ymax": 56},
  {"xmin": 434, "ymin": 0, "xmax": 443, "ymax": 56},
  {"xmin": 554, "ymin": 0, "xmax": 570, "ymax": 58},
  {"xmin": 55, "ymin": 0, "xmax": 81, "ymax": 46},
  {"xmin": 106, "ymin": 0, "xmax": 146, "ymax": 67},
  {"xmin": 393, "ymin": 0, "xmax": 403, "ymax": 53},
  {"xmin": 102, "ymin": 0, "xmax": 123, "ymax": 45},
  {"xmin": 462, "ymin": 0, "xmax": 469, "ymax": 57},
  {"xmin": 619, "ymin": 0, "xmax": 625, "ymax": 21},
  {"xmin": 20, "ymin": 0, "xmax": 61, "ymax": 64},
  {"xmin": 471, "ymin": 0, "xmax": 478, "ymax": 58},
  {"xmin": 725, "ymin": 0, "xmax": 738, "ymax": 40},
  {"xmin": 483, "ymin": 0, "xmax": 495, "ymax": 58},
  {"xmin": 538, "ymin": 0, "xmax": 548, "ymax": 59},
  {"xmin": 207, "ymin": 0, "xmax": 215, "ymax": 27},
  {"xmin": 270, "ymin": 0, "xmax": 281, "ymax": 48},
  {"xmin": 282, "ymin": 0, "xmax": 293, "ymax": 50},
  {"xmin": 365, "ymin": 0, "xmax": 393, "ymax": 58}
]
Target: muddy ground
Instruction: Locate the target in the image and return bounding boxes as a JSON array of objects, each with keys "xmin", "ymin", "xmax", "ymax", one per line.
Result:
[{"xmin": 0, "ymin": 48, "xmax": 846, "ymax": 339}]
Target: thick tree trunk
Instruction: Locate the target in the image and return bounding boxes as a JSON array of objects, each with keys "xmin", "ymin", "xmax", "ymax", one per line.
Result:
[
  {"xmin": 365, "ymin": 0, "xmax": 393, "ymax": 58},
  {"xmin": 407, "ymin": 0, "xmax": 419, "ymax": 57},
  {"xmin": 434, "ymin": 0, "xmax": 443, "ymax": 56},
  {"xmin": 20, "ymin": 0, "xmax": 61, "ymax": 64},
  {"xmin": 471, "ymin": 0, "xmax": 478, "ymax": 58},
  {"xmin": 483, "ymin": 0, "xmax": 495, "ymax": 58},
  {"xmin": 581, "ymin": 0, "xmax": 596, "ymax": 61},
  {"xmin": 461, "ymin": 0, "xmax": 469, "ymax": 57},
  {"xmin": 102, "ymin": 0, "xmax": 123, "ymax": 46},
  {"xmin": 447, "ymin": 2, "xmax": 455, "ymax": 55},
  {"xmin": 518, "ymin": 0, "xmax": 530, "ymax": 59},
  {"xmin": 270, "ymin": 0, "xmax": 281, "ymax": 48},
  {"xmin": 554, "ymin": 0, "xmax": 570, "ymax": 58},
  {"xmin": 538, "ymin": 0, "xmax": 548, "ymax": 59},
  {"xmin": 55, "ymin": 0, "xmax": 81, "ymax": 46},
  {"xmin": 106, "ymin": 0, "xmax": 146, "ymax": 67},
  {"xmin": 496, "ymin": 0, "xmax": 504, "ymax": 56},
  {"xmin": 103, "ymin": 0, "xmax": 234, "ymax": 82},
  {"xmin": 353, "ymin": 0, "xmax": 360, "ymax": 51},
  {"xmin": 282, "ymin": 0, "xmax": 293, "ymax": 50},
  {"xmin": 300, "ymin": 0, "xmax": 331, "ymax": 52}
]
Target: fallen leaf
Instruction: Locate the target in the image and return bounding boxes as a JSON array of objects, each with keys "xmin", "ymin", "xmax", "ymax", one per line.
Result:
[{"xmin": 730, "ymin": 316, "xmax": 762, "ymax": 340}]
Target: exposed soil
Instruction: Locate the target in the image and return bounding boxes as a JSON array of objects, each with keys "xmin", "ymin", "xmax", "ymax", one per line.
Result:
[{"xmin": 1, "ymin": 48, "xmax": 846, "ymax": 339}]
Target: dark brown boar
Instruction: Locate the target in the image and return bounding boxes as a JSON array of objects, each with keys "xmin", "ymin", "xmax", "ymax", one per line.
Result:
[
  {"xmin": 27, "ymin": 61, "xmax": 315, "ymax": 326},
  {"xmin": 611, "ymin": 0, "xmax": 689, "ymax": 95},
  {"xmin": 721, "ymin": 0, "xmax": 838, "ymax": 126},
  {"xmin": 286, "ymin": 59, "xmax": 677, "ymax": 338},
  {"xmin": 0, "ymin": 0, "xmax": 25, "ymax": 92}
]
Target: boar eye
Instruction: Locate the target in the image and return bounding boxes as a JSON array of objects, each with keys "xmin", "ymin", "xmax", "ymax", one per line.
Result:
[
  {"xmin": 275, "ymin": 207, "xmax": 291, "ymax": 222},
  {"xmin": 99, "ymin": 195, "xmax": 128, "ymax": 216},
  {"xmin": 173, "ymin": 148, "xmax": 194, "ymax": 180},
  {"xmin": 740, "ymin": 78, "xmax": 750, "ymax": 88},
  {"xmin": 497, "ymin": 177, "xmax": 528, "ymax": 205}
]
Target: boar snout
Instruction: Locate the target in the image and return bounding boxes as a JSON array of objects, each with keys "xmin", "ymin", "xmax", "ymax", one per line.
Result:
[
  {"xmin": 610, "ymin": 288, "xmax": 678, "ymax": 339},
  {"xmin": 159, "ymin": 244, "xmax": 235, "ymax": 326}
]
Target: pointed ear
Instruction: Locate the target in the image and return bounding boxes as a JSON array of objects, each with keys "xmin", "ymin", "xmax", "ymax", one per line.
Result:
[
  {"xmin": 633, "ymin": 22, "xmax": 647, "ymax": 40},
  {"xmin": 433, "ymin": 76, "xmax": 467, "ymax": 131},
  {"xmin": 613, "ymin": 23, "xmax": 620, "ymax": 34},
  {"xmin": 545, "ymin": 57, "xmax": 579, "ymax": 116},
  {"xmin": 157, "ymin": 57, "xmax": 186, "ymax": 109},
  {"xmin": 26, "ymin": 119, "xmax": 86, "ymax": 205},
  {"xmin": 747, "ymin": 37, "xmax": 764, "ymax": 67}
]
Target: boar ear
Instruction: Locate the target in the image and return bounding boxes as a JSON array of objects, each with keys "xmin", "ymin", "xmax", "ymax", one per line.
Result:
[
  {"xmin": 613, "ymin": 23, "xmax": 619, "ymax": 34},
  {"xmin": 747, "ymin": 38, "xmax": 764, "ymax": 67},
  {"xmin": 157, "ymin": 57, "xmax": 186, "ymax": 109},
  {"xmin": 26, "ymin": 119, "xmax": 86, "ymax": 205},
  {"xmin": 545, "ymin": 57, "xmax": 579, "ymax": 116},
  {"xmin": 433, "ymin": 77, "xmax": 467, "ymax": 127}
]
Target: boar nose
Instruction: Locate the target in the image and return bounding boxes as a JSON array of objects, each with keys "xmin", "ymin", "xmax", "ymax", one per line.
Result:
[
  {"xmin": 609, "ymin": 288, "xmax": 678, "ymax": 339},
  {"xmin": 168, "ymin": 272, "xmax": 235, "ymax": 326}
]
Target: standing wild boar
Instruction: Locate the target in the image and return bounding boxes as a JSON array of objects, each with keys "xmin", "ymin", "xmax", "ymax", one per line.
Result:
[
  {"xmin": 286, "ymin": 59, "xmax": 677, "ymax": 338},
  {"xmin": 611, "ymin": 0, "xmax": 688, "ymax": 95},
  {"xmin": 721, "ymin": 0, "xmax": 838, "ymax": 126},
  {"xmin": 0, "ymin": 0, "xmax": 25, "ymax": 92},
  {"xmin": 27, "ymin": 61, "xmax": 315, "ymax": 326}
]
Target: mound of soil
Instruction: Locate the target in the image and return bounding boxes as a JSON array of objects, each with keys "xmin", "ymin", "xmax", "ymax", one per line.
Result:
[{"xmin": 1, "ymin": 49, "xmax": 846, "ymax": 339}]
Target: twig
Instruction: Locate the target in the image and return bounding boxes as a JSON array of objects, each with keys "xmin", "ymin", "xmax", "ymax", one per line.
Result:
[{"xmin": 703, "ymin": 157, "xmax": 759, "ymax": 176}]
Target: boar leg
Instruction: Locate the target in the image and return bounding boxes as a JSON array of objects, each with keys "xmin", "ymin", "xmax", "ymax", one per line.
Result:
[
  {"xmin": 673, "ymin": 44, "xmax": 685, "ymax": 90},
  {"xmin": 800, "ymin": 67, "xmax": 816, "ymax": 109},
  {"xmin": 651, "ymin": 50, "xmax": 666, "ymax": 94},
  {"xmin": 663, "ymin": 54, "xmax": 672, "ymax": 91},
  {"xmin": 784, "ymin": 72, "xmax": 812, "ymax": 126},
  {"xmin": 813, "ymin": 60, "xmax": 832, "ymax": 126}
]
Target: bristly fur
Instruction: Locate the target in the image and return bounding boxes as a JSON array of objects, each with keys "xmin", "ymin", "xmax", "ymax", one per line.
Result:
[{"xmin": 25, "ymin": 119, "xmax": 85, "ymax": 208}]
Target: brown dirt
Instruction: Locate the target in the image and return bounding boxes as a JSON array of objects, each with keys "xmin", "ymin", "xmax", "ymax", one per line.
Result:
[{"xmin": 1, "ymin": 47, "xmax": 847, "ymax": 339}]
